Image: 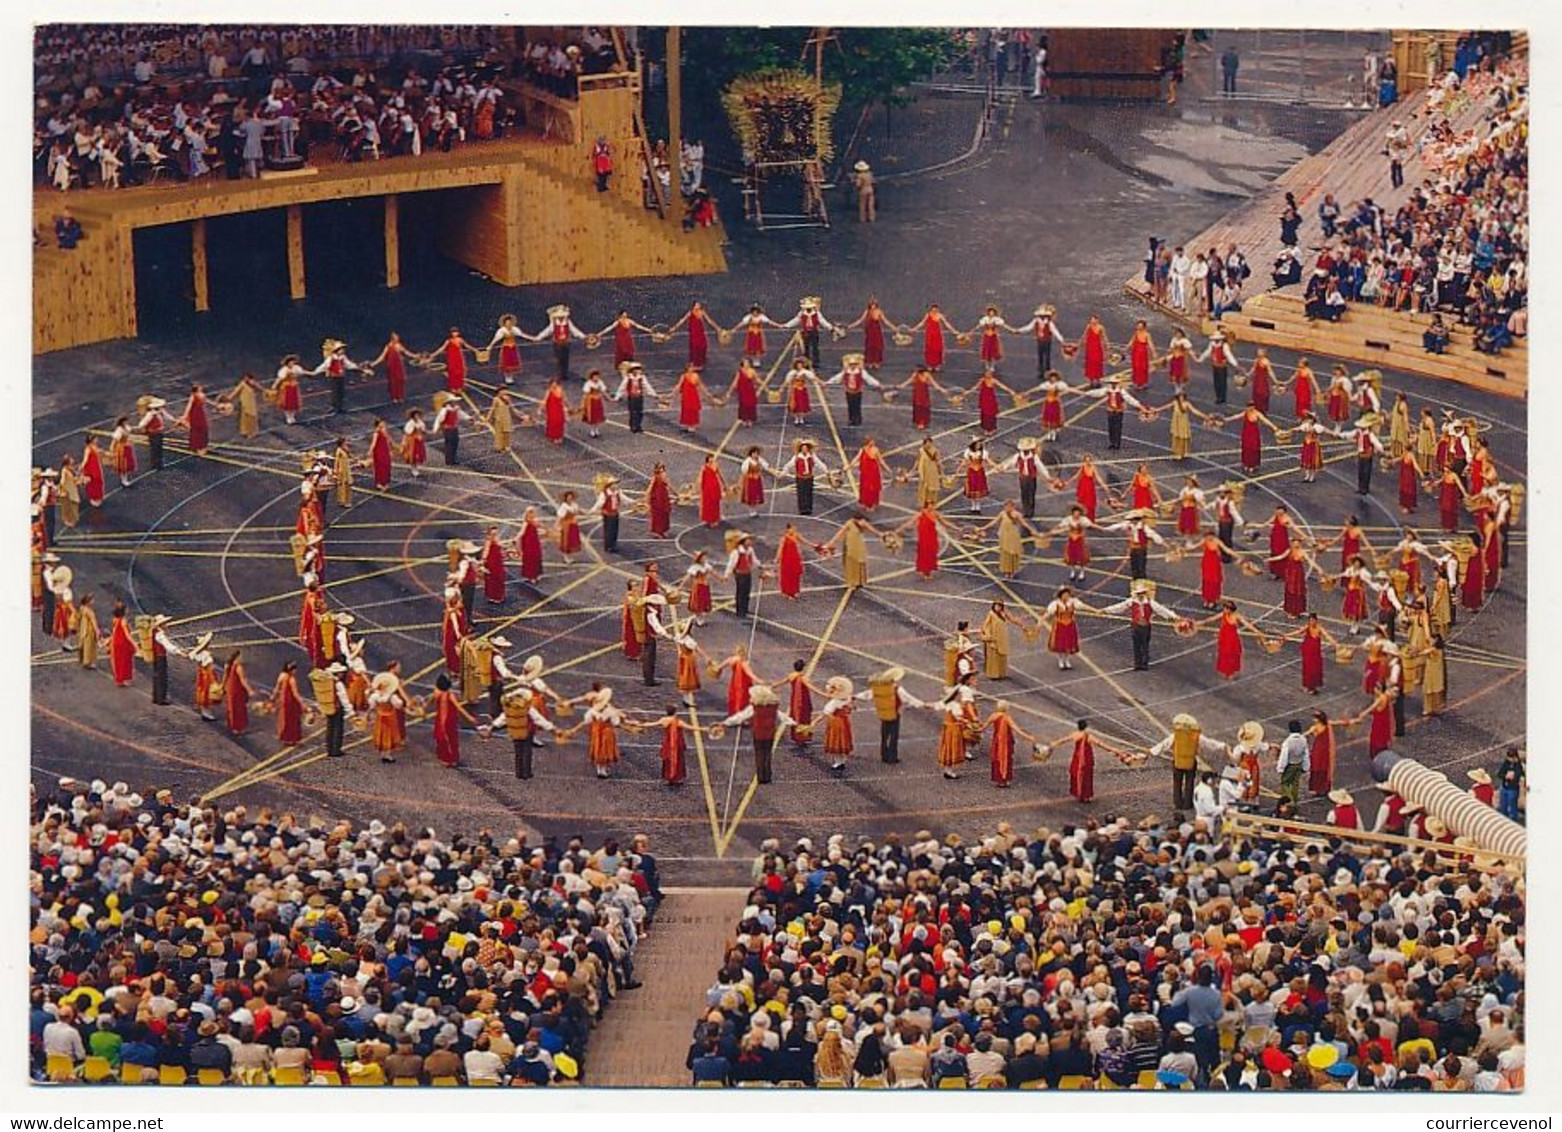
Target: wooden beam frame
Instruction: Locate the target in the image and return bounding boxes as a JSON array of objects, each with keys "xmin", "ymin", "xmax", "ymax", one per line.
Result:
[
  {"xmin": 191, "ymin": 218, "xmax": 209, "ymax": 313},
  {"xmin": 286, "ymin": 205, "xmax": 305, "ymax": 300},
  {"xmin": 384, "ymin": 195, "xmax": 400, "ymax": 288}
]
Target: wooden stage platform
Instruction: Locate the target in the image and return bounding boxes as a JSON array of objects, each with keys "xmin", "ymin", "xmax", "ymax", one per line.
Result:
[
  {"xmin": 33, "ymin": 82, "xmax": 725, "ymax": 355},
  {"xmin": 1123, "ymin": 66, "xmax": 1526, "ymax": 399}
]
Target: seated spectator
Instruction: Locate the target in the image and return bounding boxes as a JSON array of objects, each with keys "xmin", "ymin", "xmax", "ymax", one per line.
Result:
[
  {"xmin": 1423, "ymin": 314, "xmax": 1451, "ymax": 354},
  {"xmin": 1272, "ymin": 247, "xmax": 1303, "ymax": 289},
  {"xmin": 53, "ymin": 208, "xmax": 82, "ymax": 249},
  {"xmin": 1318, "ymin": 192, "xmax": 1341, "ymax": 237}
]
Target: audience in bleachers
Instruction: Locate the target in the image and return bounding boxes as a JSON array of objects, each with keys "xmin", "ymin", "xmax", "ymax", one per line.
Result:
[
  {"xmin": 30, "ymin": 778, "xmax": 658, "ymax": 1085},
  {"xmin": 690, "ymin": 820, "xmax": 1524, "ymax": 1090},
  {"xmin": 34, "ymin": 25, "xmax": 624, "ymax": 191}
]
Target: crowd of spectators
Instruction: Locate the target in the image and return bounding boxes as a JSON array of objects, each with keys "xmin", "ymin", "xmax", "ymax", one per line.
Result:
[
  {"xmin": 1282, "ymin": 53, "xmax": 1527, "ymax": 357},
  {"xmin": 31, "ymin": 778, "xmax": 660, "ymax": 1086},
  {"xmin": 688, "ymin": 820, "xmax": 1524, "ymax": 1091},
  {"xmin": 34, "ymin": 25, "xmax": 623, "ymax": 192}
]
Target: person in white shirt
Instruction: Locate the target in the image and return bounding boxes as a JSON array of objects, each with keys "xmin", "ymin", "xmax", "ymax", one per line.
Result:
[
  {"xmin": 1169, "ymin": 247, "xmax": 1192, "ymax": 310},
  {"xmin": 1192, "ymin": 772, "xmax": 1223, "ymax": 826}
]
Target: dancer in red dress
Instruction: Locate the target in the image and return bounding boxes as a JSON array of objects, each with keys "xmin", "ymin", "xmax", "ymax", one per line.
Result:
[
  {"xmin": 1325, "ymin": 366, "xmax": 1354, "ymax": 423},
  {"xmin": 735, "ymin": 446, "xmax": 776, "ymax": 512},
  {"xmin": 270, "ymin": 357, "xmax": 306, "ymax": 425},
  {"xmin": 1245, "ymin": 348, "xmax": 1276, "ymax": 414},
  {"xmin": 1394, "ymin": 450, "xmax": 1424, "ymax": 513},
  {"xmin": 1460, "ymin": 536, "xmax": 1485, "ymax": 610},
  {"xmin": 1127, "ymin": 321, "xmax": 1155, "ymax": 388},
  {"xmin": 440, "ymin": 589, "xmax": 468, "ymax": 675},
  {"xmin": 270, "ymin": 662, "xmax": 305, "ymax": 746},
  {"xmin": 1051, "ymin": 506, "xmax": 1099, "ymax": 583},
  {"xmin": 1270, "ymin": 543, "xmax": 1319, "ymax": 618},
  {"xmin": 516, "ymin": 508, "xmax": 544, "ymax": 583},
  {"xmin": 598, "ymin": 309, "xmax": 652, "ymax": 368},
  {"xmin": 1235, "ymin": 404, "xmax": 1280, "ymax": 472},
  {"xmin": 854, "ymin": 438, "xmax": 895, "ymax": 511},
  {"xmin": 80, "ymin": 436, "xmax": 106, "ymax": 508},
  {"xmin": 108, "ymin": 418, "xmax": 137, "ymax": 488},
  {"xmin": 776, "ymin": 524, "xmax": 808, "ymax": 598},
  {"xmin": 1164, "ymin": 329, "xmax": 1193, "ymax": 389},
  {"xmin": 683, "ymin": 551, "xmax": 714, "ymax": 624},
  {"xmin": 668, "ymin": 364, "xmax": 716, "ymax": 431},
  {"xmin": 1268, "ymin": 505, "xmax": 1296, "ymax": 579},
  {"xmin": 669, "ymin": 301, "xmax": 720, "ymax": 369},
  {"xmin": 1433, "ymin": 467, "xmax": 1466, "ymax": 532},
  {"xmin": 480, "ymin": 526, "xmax": 506, "ymax": 604},
  {"xmin": 1077, "ymin": 315, "xmax": 1110, "ymax": 385},
  {"xmin": 1292, "ymin": 413, "xmax": 1328, "ymax": 482},
  {"xmin": 1203, "ymin": 601, "xmax": 1263, "ymax": 680},
  {"xmin": 847, "ymin": 299, "xmax": 895, "ymax": 369},
  {"xmin": 366, "ymin": 419, "xmax": 393, "ymax": 489},
  {"xmin": 893, "ymin": 504, "xmax": 960, "ymax": 579},
  {"xmin": 1287, "ymin": 357, "xmax": 1320, "ymax": 418},
  {"xmin": 1053, "ymin": 454, "xmax": 1107, "ymax": 520},
  {"xmin": 969, "ymin": 368, "xmax": 1019, "ymax": 434},
  {"xmin": 958, "ymin": 439, "xmax": 992, "ymax": 512},
  {"xmin": 430, "ymin": 674, "xmax": 481, "ymax": 767},
  {"xmin": 1338, "ymin": 556, "xmax": 1373, "ymax": 630},
  {"xmin": 723, "ymin": 359, "xmax": 762, "ymax": 427},
  {"xmin": 1175, "ymin": 477, "xmax": 1207, "ymax": 536},
  {"xmin": 555, "ymin": 493, "xmax": 583, "ymax": 564},
  {"xmin": 1306, "ymin": 710, "xmax": 1337, "ymax": 793},
  {"xmin": 646, "ymin": 708, "xmax": 698, "ymax": 786},
  {"xmin": 910, "ymin": 304, "xmax": 956, "ymax": 370},
  {"xmin": 176, "ymin": 384, "xmax": 210, "ymax": 454},
  {"xmin": 370, "ymin": 334, "xmax": 417, "ymax": 404},
  {"xmin": 1345, "ymin": 683, "xmax": 1398, "ymax": 757},
  {"xmin": 621, "ymin": 582, "xmax": 643, "ymax": 660},
  {"xmin": 697, "ymin": 455, "xmax": 726, "ymax": 528},
  {"xmin": 714, "ymin": 645, "xmax": 760, "ymax": 716},
  {"xmin": 1286, "ymin": 614, "xmax": 1338, "ymax": 694},
  {"xmin": 1048, "ymin": 719, "xmax": 1097, "ymax": 802},
  {"xmin": 437, "ymin": 328, "xmax": 476, "ymax": 393},
  {"xmin": 644, "ymin": 463, "xmax": 674, "ymax": 538},
  {"xmin": 1479, "ymin": 512, "xmax": 1502, "ymax": 596},
  {"xmin": 975, "ymin": 306, "xmax": 1010, "ymax": 363},
  {"xmin": 222, "ymin": 650, "xmax": 253, "ymax": 735},
  {"xmin": 578, "ymin": 370, "xmax": 609, "ymax": 438},
  {"xmin": 1191, "ymin": 531, "xmax": 1242, "ymax": 608},
  {"xmin": 540, "ymin": 377, "xmax": 570, "ymax": 444},
  {"xmin": 983, "ymin": 701, "xmax": 1037, "ymax": 789},
  {"xmin": 892, "ymin": 366, "xmax": 951, "ymax": 430},
  {"xmin": 106, "ymin": 603, "xmax": 135, "ymax": 686}
]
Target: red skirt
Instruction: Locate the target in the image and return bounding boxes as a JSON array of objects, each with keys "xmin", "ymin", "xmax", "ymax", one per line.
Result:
[
  {"xmin": 965, "ymin": 467, "xmax": 989, "ymax": 500},
  {"xmin": 981, "ymin": 329, "xmax": 1002, "ymax": 362},
  {"xmin": 679, "ymin": 383, "xmax": 703, "ymax": 428},
  {"xmin": 280, "ymin": 383, "xmax": 302, "ymax": 413},
  {"xmin": 1252, "ymin": 368, "xmax": 1271, "ymax": 414},
  {"xmin": 1301, "ymin": 633, "xmax": 1324, "ymax": 691},
  {"xmin": 614, "ymin": 325, "xmax": 636, "ymax": 366},
  {"xmin": 1041, "ymin": 399, "xmax": 1063, "ymax": 429},
  {"xmin": 648, "ymin": 485, "xmax": 672, "ymax": 536},
  {"xmin": 371, "ymin": 437, "xmax": 392, "ymax": 487},
  {"xmin": 187, "ymin": 402, "xmax": 209, "ymax": 453},
  {"xmin": 498, "ymin": 342, "xmax": 521, "ymax": 375},
  {"xmin": 1065, "ymin": 536, "xmax": 1090, "ymax": 567},
  {"xmin": 581, "ymin": 393, "xmax": 606, "ymax": 426},
  {"xmin": 915, "ymin": 517, "xmax": 939, "ymax": 576},
  {"xmin": 622, "ymin": 608, "xmax": 641, "ymax": 659},
  {"xmin": 1369, "ymin": 706, "xmax": 1393, "ymax": 755},
  {"xmin": 484, "ymin": 545, "xmax": 506, "ymax": 603},
  {"xmin": 1201, "ymin": 550, "xmax": 1223, "ymax": 605},
  {"xmin": 859, "ymin": 457, "xmax": 882, "ymax": 509},
  {"xmin": 1342, "ymin": 587, "xmax": 1367, "ymax": 621},
  {"xmin": 1240, "ymin": 421, "xmax": 1262, "ymax": 470},
  {"xmin": 385, "ymin": 353, "xmax": 406, "ymax": 402},
  {"xmin": 1178, "ymin": 503, "xmax": 1201, "ymax": 536},
  {"xmin": 1439, "ymin": 484, "xmax": 1461, "ymax": 531},
  {"xmin": 1049, "ymin": 620, "xmax": 1080, "ymax": 655},
  {"xmin": 519, "ymin": 526, "xmax": 543, "ymax": 581},
  {"xmin": 1327, "ymin": 389, "xmax": 1349, "ymax": 422},
  {"xmin": 778, "ymin": 541, "xmax": 804, "ymax": 597},
  {"xmin": 978, "ymin": 386, "xmax": 1000, "ymax": 432},
  {"xmin": 1302, "ymin": 437, "xmax": 1323, "ymax": 471},
  {"xmin": 699, "ymin": 473, "xmax": 723, "ymax": 525},
  {"xmin": 1169, "ymin": 356, "xmax": 1188, "ymax": 385},
  {"xmin": 787, "ymin": 381, "xmax": 810, "ymax": 415},
  {"xmin": 113, "ymin": 442, "xmax": 137, "ymax": 477},
  {"xmin": 1069, "ymin": 739, "xmax": 1094, "ymax": 801},
  {"xmin": 1131, "ymin": 341, "xmax": 1150, "ymax": 386},
  {"xmin": 560, "ymin": 518, "xmax": 582, "ymax": 554},
  {"xmin": 688, "ymin": 321, "xmax": 709, "ymax": 368},
  {"xmin": 740, "ymin": 473, "xmax": 765, "ymax": 507},
  {"xmin": 744, "ymin": 326, "xmax": 765, "ymax": 357},
  {"xmin": 923, "ymin": 322, "xmax": 945, "ymax": 369},
  {"xmin": 735, "ymin": 376, "xmax": 758, "ymax": 422},
  {"xmin": 82, "ymin": 454, "xmax": 104, "ymax": 504},
  {"xmin": 445, "ymin": 344, "xmax": 467, "ymax": 392},
  {"xmin": 1294, "ymin": 379, "xmax": 1313, "ymax": 417},
  {"xmin": 544, "ymin": 396, "xmax": 567, "ymax": 441},
  {"xmin": 1077, "ymin": 477, "xmax": 1097, "ymax": 519},
  {"xmin": 1216, "ymin": 622, "xmax": 1243, "ymax": 677},
  {"xmin": 1083, "ymin": 333, "xmax": 1105, "ymax": 381},
  {"xmin": 912, "ymin": 385, "xmax": 932, "ymax": 429},
  {"xmin": 661, "ymin": 729, "xmax": 687, "ymax": 784},
  {"xmin": 1461, "ymin": 553, "xmax": 1484, "ymax": 609},
  {"xmin": 687, "ymin": 576, "xmax": 712, "ymax": 614},
  {"xmin": 863, "ymin": 319, "xmax": 885, "ymax": 367}
]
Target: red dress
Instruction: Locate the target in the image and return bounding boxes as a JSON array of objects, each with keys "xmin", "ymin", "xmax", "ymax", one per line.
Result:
[
  {"xmin": 648, "ymin": 479, "xmax": 672, "ymax": 536},
  {"xmin": 1065, "ymin": 529, "xmax": 1090, "ymax": 567},
  {"xmin": 1130, "ymin": 336, "xmax": 1151, "ymax": 387},
  {"xmin": 990, "ymin": 715, "xmax": 1015, "ymax": 786},
  {"xmin": 581, "ymin": 389, "xmax": 606, "ymax": 426},
  {"xmin": 433, "ymin": 691, "xmax": 461, "ymax": 767},
  {"xmin": 108, "ymin": 617, "xmax": 136, "ymax": 685},
  {"xmin": 300, "ymin": 597, "xmax": 324, "ymax": 667},
  {"xmin": 518, "ymin": 522, "xmax": 543, "ymax": 582},
  {"xmin": 402, "ymin": 428, "xmax": 427, "ymax": 468},
  {"xmin": 614, "ymin": 321, "xmax": 637, "ymax": 366},
  {"xmin": 1215, "ymin": 613, "xmax": 1243, "ymax": 677},
  {"xmin": 1168, "ymin": 351, "xmax": 1188, "ymax": 386},
  {"xmin": 543, "ymin": 388, "xmax": 567, "ymax": 442},
  {"xmin": 1130, "ymin": 478, "xmax": 1155, "ymax": 511},
  {"xmin": 1200, "ymin": 544, "xmax": 1224, "ymax": 605},
  {"xmin": 1293, "ymin": 373, "xmax": 1314, "ymax": 416},
  {"xmin": 483, "ymin": 540, "xmax": 506, "ymax": 603},
  {"xmin": 622, "ymin": 602, "xmax": 641, "ymax": 660},
  {"xmin": 734, "ymin": 370, "xmax": 759, "ymax": 423},
  {"xmin": 678, "ymin": 375, "xmax": 704, "ymax": 428},
  {"xmin": 1368, "ymin": 699, "xmax": 1393, "ymax": 755},
  {"xmin": 1269, "ymin": 520, "xmax": 1291, "ymax": 578},
  {"xmin": 1251, "ymin": 362, "xmax": 1272, "ymax": 413},
  {"xmin": 788, "ymin": 677, "xmax": 813, "ymax": 745},
  {"xmin": 112, "ymin": 434, "xmax": 137, "ymax": 477},
  {"xmin": 786, "ymin": 375, "xmax": 811, "ymax": 415},
  {"xmin": 979, "ymin": 324, "xmax": 1003, "ymax": 362},
  {"xmin": 1483, "ymin": 525, "xmax": 1501, "ymax": 595},
  {"xmin": 687, "ymin": 572, "xmax": 712, "ymax": 615},
  {"xmin": 743, "ymin": 320, "xmax": 765, "ymax": 358},
  {"xmin": 186, "ymin": 395, "xmax": 209, "ymax": 453},
  {"xmin": 1339, "ymin": 529, "xmax": 1362, "ymax": 572},
  {"xmin": 1398, "ymin": 460, "xmax": 1419, "ymax": 511},
  {"xmin": 223, "ymin": 663, "xmax": 250, "ymax": 734},
  {"xmin": 1461, "ymin": 548, "xmax": 1485, "ymax": 610},
  {"xmin": 444, "ymin": 340, "xmax": 467, "ymax": 392},
  {"xmin": 863, "ymin": 314, "xmax": 886, "ymax": 368},
  {"xmin": 915, "ymin": 513, "xmax": 940, "ymax": 576},
  {"xmin": 687, "ymin": 316, "xmax": 709, "ymax": 368},
  {"xmin": 1049, "ymin": 607, "xmax": 1080, "ymax": 655},
  {"xmin": 1240, "ymin": 416, "xmax": 1263, "ymax": 471},
  {"xmin": 370, "ymin": 431, "xmax": 392, "ymax": 489},
  {"xmin": 1082, "ymin": 326, "xmax": 1106, "ymax": 382},
  {"xmin": 1308, "ymin": 724, "xmax": 1335, "ymax": 793},
  {"xmin": 1041, "ymin": 392, "xmax": 1064, "ymax": 430},
  {"xmin": 923, "ymin": 318, "xmax": 946, "ymax": 369},
  {"xmin": 1327, "ymin": 384, "xmax": 1350, "ymax": 422},
  {"xmin": 726, "ymin": 664, "xmax": 753, "ymax": 716},
  {"xmin": 739, "ymin": 466, "xmax": 765, "ymax": 507},
  {"xmin": 778, "ymin": 535, "xmax": 804, "ymax": 597},
  {"xmin": 1438, "ymin": 479, "xmax": 1462, "ymax": 531},
  {"xmin": 699, "ymin": 466, "xmax": 724, "ymax": 526},
  {"xmin": 278, "ymin": 377, "xmax": 302, "ymax": 414},
  {"xmin": 1178, "ymin": 500, "xmax": 1201, "ymax": 536},
  {"xmin": 660, "ymin": 723, "xmax": 687, "ymax": 784},
  {"xmin": 858, "ymin": 452, "xmax": 882, "ymax": 509},
  {"xmin": 977, "ymin": 382, "xmax": 1000, "ymax": 433},
  {"xmin": 965, "ymin": 459, "xmax": 989, "ymax": 501},
  {"xmin": 275, "ymin": 676, "xmax": 303, "ymax": 745},
  {"xmin": 1076, "ymin": 472, "xmax": 1099, "ymax": 520},
  {"xmin": 1300, "ymin": 627, "xmax": 1325, "ymax": 692},
  {"xmin": 1068, "ymin": 735, "xmax": 1094, "ymax": 802},
  {"xmin": 911, "ymin": 378, "xmax": 932, "ymax": 429},
  {"xmin": 82, "ymin": 447, "xmax": 105, "ymax": 505},
  {"xmin": 1281, "ymin": 555, "xmax": 1308, "ymax": 616},
  {"xmin": 384, "ymin": 345, "xmax": 406, "ymax": 402},
  {"xmin": 441, "ymin": 606, "xmax": 466, "ymax": 674},
  {"xmin": 498, "ymin": 338, "xmax": 521, "ymax": 377},
  {"xmin": 1301, "ymin": 431, "xmax": 1323, "ymax": 473}
]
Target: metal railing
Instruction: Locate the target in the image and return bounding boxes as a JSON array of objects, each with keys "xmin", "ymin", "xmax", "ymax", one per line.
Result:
[{"xmin": 1201, "ymin": 28, "xmax": 1393, "ymax": 108}]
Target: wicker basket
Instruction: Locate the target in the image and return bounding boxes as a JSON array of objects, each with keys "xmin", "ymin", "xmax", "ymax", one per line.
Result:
[
  {"xmin": 705, "ymin": 661, "xmax": 722, "ymax": 679},
  {"xmin": 1174, "ymin": 618, "xmax": 1197, "ymax": 637},
  {"xmin": 792, "ymin": 724, "xmax": 814, "ymax": 741},
  {"xmin": 956, "ymin": 333, "xmax": 972, "ymax": 348},
  {"xmin": 1261, "ymin": 638, "xmax": 1284, "ymax": 654},
  {"xmin": 1334, "ymin": 645, "xmax": 1358, "ymax": 664},
  {"xmin": 766, "ymin": 389, "xmax": 783, "ymax": 404},
  {"xmin": 1238, "ymin": 559, "xmax": 1263, "ymax": 577},
  {"xmin": 651, "ymin": 331, "xmax": 670, "ymax": 344},
  {"xmin": 1319, "ymin": 574, "xmax": 1339, "ymax": 592},
  {"xmin": 717, "ymin": 329, "xmax": 733, "ymax": 347},
  {"xmin": 1032, "ymin": 535, "xmax": 1051, "ymax": 552},
  {"xmin": 1163, "ymin": 545, "xmax": 1186, "ymax": 563},
  {"xmin": 474, "ymin": 348, "xmax": 492, "ymax": 364},
  {"xmin": 707, "ymin": 723, "xmax": 727, "ymax": 741},
  {"xmin": 585, "ymin": 333, "xmax": 601, "ymax": 350}
]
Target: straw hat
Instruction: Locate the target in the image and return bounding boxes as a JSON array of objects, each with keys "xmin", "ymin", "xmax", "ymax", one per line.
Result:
[
  {"xmin": 334, "ymin": 613, "xmax": 356, "ymax": 627},
  {"xmin": 49, "ymin": 565, "xmax": 73, "ymax": 588},
  {"xmin": 457, "ymin": 541, "xmax": 479, "ymax": 555},
  {"xmin": 794, "ymin": 438, "xmax": 816, "ymax": 452},
  {"xmin": 874, "ymin": 666, "xmax": 906, "ymax": 684},
  {"xmin": 1171, "ymin": 713, "xmax": 1199, "ymax": 730},
  {"xmin": 749, "ymin": 684, "xmax": 779, "ymax": 706},
  {"xmin": 800, "ymin": 296, "xmax": 821, "ymax": 310},
  {"xmin": 547, "ymin": 304, "xmax": 570, "ymax": 319},
  {"xmin": 1467, "ymin": 768, "xmax": 1492, "ymax": 786},
  {"xmin": 370, "ymin": 672, "xmax": 399, "ymax": 697},
  {"xmin": 824, "ymin": 676, "xmax": 854, "ymax": 699},
  {"xmin": 842, "ymin": 353, "xmax": 864, "ymax": 367},
  {"xmin": 1035, "ymin": 304, "xmax": 1055, "ymax": 317},
  {"xmin": 1355, "ymin": 413, "xmax": 1381, "ymax": 431},
  {"xmin": 1424, "ymin": 816, "xmax": 1449, "ymax": 838},
  {"xmin": 520, "ymin": 656, "xmax": 544, "ymax": 679},
  {"xmin": 593, "ymin": 472, "xmax": 619, "ymax": 491},
  {"xmin": 145, "ymin": 397, "xmax": 167, "ymax": 410},
  {"xmin": 1016, "ymin": 437, "xmax": 1039, "ymax": 452},
  {"xmin": 489, "ymin": 635, "xmax": 512, "ymax": 650},
  {"xmin": 321, "ymin": 338, "xmax": 345, "ymax": 354},
  {"xmin": 1236, "ymin": 721, "xmax": 1265, "ymax": 747},
  {"xmin": 853, "ymin": 160, "xmax": 869, "ymax": 172},
  {"xmin": 193, "ymin": 632, "xmax": 214, "ymax": 652},
  {"xmin": 1328, "ymin": 789, "xmax": 1354, "ymax": 806}
]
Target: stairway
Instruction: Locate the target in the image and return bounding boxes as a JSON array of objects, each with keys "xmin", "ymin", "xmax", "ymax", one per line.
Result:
[{"xmin": 589, "ymin": 887, "xmax": 747, "ymax": 1088}]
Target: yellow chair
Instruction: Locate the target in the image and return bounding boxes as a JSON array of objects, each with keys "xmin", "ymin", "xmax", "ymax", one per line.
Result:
[
  {"xmin": 977, "ymin": 1075, "xmax": 1007, "ymax": 1089},
  {"xmin": 737, "ymin": 1081, "xmax": 771, "ymax": 1088},
  {"xmin": 553, "ymin": 1079, "xmax": 581, "ymax": 1087},
  {"xmin": 1096, "ymin": 1075, "xmax": 1121, "ymax": 1090},
  {"xmin": 430, "ymin": 1076, "xmax": 459, "ymax": 1087},
  {"xmin": 696, "ymin": 1080, "xmax": 726, "ymax": 1088},
  {"xmin": 1219, "ymin": 1028, "xmax": 1237, "ymax": 1053},
  {"xmin": 349, "ymin": 1066, "xmax": 385, "ymax": 1086},
  {"xmin": 120, "ymin": 1062, "xmax": 146, "ymax": 1085},
  {"xmin": 469, "ymin": 1076, "xmax": 499, "ymax": 1087},
  {"xmin": 1019, "ymin": 1078, "xmax": 1048, "ymax": 1090},
  {"xmin": 818, "ymin": 1080, "xmax": 847, "ymax": 1088},
  {"xmin": 82, "ymin": 1056, "xmax": 113, "ymax": 1083},
  {"xmin": 272, "ymin": 1065, "xmax": 306, "ymax": 1086},
  {"xmin": 158, "ymin": 1065, "xmax": 188, "ymax": 1086},
  {"xmin": 938, "ymin": 1076, "xmax": 968, "ymax": 1089},
  {"xmin": 1057, "ymin": 1074, "xmax": 1093, "ymax": 1090},
  {"xmin": 1135, "ymin": 1069, "xmax": 1160, "ymax": 1090},
  {"xmin": 857, "ymin": 1076, "xmax": 887, "ymax": 1088},
  {"xmin": 45, "ymin": 1053, "xmax": 77, "ymax": 1082},
  {"xmin": 196, "ymin": 1068, "xmax": 227, "ymax": 1086},
  {"xmin": 392, "ymin": 1077, "xmax": 421, "ymax": 1087}
]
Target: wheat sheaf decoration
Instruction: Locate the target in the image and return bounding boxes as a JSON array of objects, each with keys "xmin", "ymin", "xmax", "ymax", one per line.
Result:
[{"xmin": 722, "ymin": 68, "xmax": 842, "ymax": 165}]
